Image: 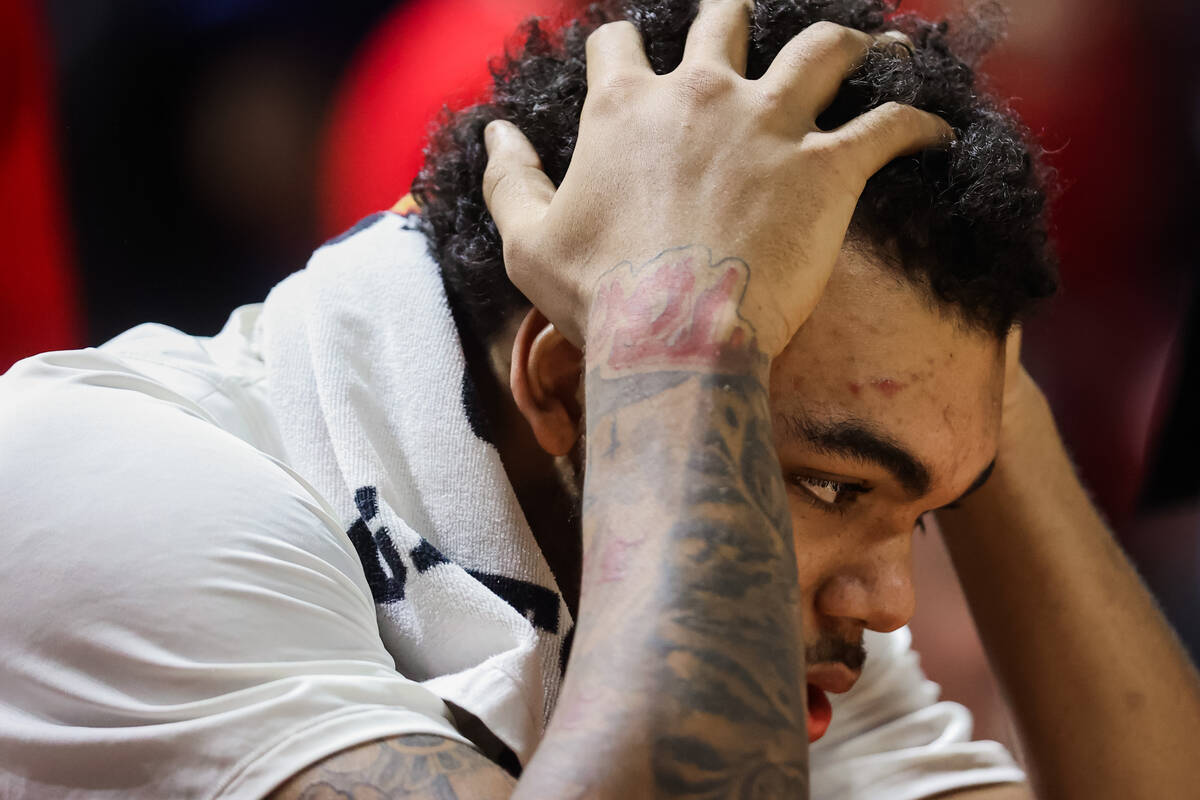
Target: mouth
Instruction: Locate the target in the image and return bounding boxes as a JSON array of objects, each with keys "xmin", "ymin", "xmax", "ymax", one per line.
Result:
[
  {"xmin": 806, "ymin": 663, "xmax": 861, "ymax": 743},
  {"xmin": 806, "ymin": 683, "xmax": 833, "ymax": 742}
]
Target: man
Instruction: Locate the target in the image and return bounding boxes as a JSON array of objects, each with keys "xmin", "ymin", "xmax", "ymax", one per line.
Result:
[{"xmin": 1, "ymin": 1, "xmax": 1197, "ymax": 798}]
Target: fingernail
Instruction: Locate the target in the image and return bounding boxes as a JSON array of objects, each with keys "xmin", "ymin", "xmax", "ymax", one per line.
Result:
[{"xmin": 876, "ymin": 30, "xmax": 915, "ymax": 57}]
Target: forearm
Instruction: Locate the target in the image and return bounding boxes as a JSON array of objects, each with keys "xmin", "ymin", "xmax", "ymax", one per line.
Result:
[
  {"xmin": 514, "ymin": 252, "xmax": 809, "ymax": 798},
  {"xmin": 937, "ymin": 376, "xmax": 1200, "ymax": 799}
]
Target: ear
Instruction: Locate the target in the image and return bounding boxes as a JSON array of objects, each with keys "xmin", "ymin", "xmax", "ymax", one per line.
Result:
[{"xmin": 510, "ymin": 306, "xmax": 584, "ymax": 456}]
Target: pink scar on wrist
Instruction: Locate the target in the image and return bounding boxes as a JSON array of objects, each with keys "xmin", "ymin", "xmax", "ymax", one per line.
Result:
[{"xmin": 589, "ymin": 245, "xmax": 760, "ymax": 372}]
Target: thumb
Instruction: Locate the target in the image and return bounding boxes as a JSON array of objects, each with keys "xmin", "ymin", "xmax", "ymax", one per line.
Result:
[{"xmin": 482, "ymin": 120, "xmax": 556, "ymax": 242}]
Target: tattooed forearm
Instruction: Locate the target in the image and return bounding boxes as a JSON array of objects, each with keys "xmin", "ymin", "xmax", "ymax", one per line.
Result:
[
  {"xmin": 644, "ymin": 370, "xmax": 806, "ymax": 799},
  {"xmin": 268, "ymin": 734, "xmax": 517, "ymax": 800},
  {"xmin": 518, "ymin": 248, "xmax": 808, "ymax": 799}
]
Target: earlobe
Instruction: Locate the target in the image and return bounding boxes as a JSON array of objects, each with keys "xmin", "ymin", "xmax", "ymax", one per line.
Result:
[{"xmin": 510, "ymin": 308, "xmax": 584, "ymax": 456}]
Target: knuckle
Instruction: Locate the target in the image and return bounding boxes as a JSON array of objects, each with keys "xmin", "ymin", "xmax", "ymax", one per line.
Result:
[
  {"xmin": 501, "ymin": 236, "xmax": 534, "ymax": 280},
  {"xmin": 608, "ymin": 19, "xmax": 640, "ymax": 38},
  {"xmin": 585, "ymin": 22, "xmax": 647, "ymax": 104},
  {"xmin": 595, "ymin": 68, "xmax": 643, "ymax": 97},
  {"xmin": 585, "ymin": 22, "xmax": 612, "ymax": 49},
  {"xmin": 752, "ymin": 83, "xmax": 791, "ymax": 115},
  {"xmin": 804, "ymin": 135, "xmax": 868, "ymax": 186},
  {"xmin": 586, "ymin": 20, "xmax": 643, "ymax": 62},
  {"xmin": 803, "ymin": 20, "xmax": 843, "ymax": 40},
  {"xmin": 804, "ymin": 20, "xmax": 847, "ymax": 47},
  {"xmin": 801, "ymin": 135, "xmax": 846, "ymax": 168},
  {"xmin": 877, "ymin": 100, "xmax": 909, "ymax": 117},
  {"xmin": 588, "ymin": 19, "xmax": 635, "ymax": 45},
  {"xmin": 481, "ymin": 161, "xmax": 508, "ymax": 202},
  {"xmin": 804, "ymin": 20, "xmax": 871, "ymax": 54},
  {"xmin": 500, "ymin": 235, "xmax": 520, "ymax": 264},
  {"xmin": 862, "ymin": 102, "xmax": 909, "ymax": 135},
  {"xmin": 672, "ymin": 63, "xmax": 734, "ymax": 107},
  {"xmin": 839, "ymin": 25, "xmax": 875, "ymax": 49},
  {"xmin": 875, "ymin": 101, "xmax": 930, "ymax": 134}
]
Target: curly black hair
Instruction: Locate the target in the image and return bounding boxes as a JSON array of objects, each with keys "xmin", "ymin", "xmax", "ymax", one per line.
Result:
[{"xmin": 411, "ymin": 0, "xmax": 1058, "ymax": 356}]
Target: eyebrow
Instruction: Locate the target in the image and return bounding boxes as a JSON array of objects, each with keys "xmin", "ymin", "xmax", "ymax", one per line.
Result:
[
  {"xmin": 774, "ymin": 412, "xmax": 932, "ymax": 498},
  {"xmin": 774, "ymin": 411, "xmax": 1000, "ymax": 504}
]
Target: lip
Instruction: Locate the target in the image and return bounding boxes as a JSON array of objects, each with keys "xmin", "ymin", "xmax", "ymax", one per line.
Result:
[
  {"xmin": 806, "ymin": 683, "xmax": 832, "ymax": 743},
  {"xmin": 806, "ymin": 662, "xmax": 861, "ymax": 695}
]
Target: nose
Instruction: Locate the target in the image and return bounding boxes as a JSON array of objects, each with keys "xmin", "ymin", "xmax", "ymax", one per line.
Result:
[{"xmin": 814, "ymin": 535, "xmax": 915, "ymax": 634}]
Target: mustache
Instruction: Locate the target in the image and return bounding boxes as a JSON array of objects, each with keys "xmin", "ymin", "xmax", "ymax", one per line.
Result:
[{"xmin": 806, "ymin": 637, "xmax": 867, "ymax": 671}]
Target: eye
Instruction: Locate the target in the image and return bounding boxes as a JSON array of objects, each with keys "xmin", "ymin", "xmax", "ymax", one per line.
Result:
[
  {"xmin": 800, "ymin": 476, "xmax": 843, "ymax": 504},
  {"xmin": 790, "ymin": 475, "xmax": 870, "ymax": 511}
]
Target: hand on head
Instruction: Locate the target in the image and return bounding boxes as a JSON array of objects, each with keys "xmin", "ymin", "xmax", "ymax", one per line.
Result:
[{"xmin": 482, "ymin": 0, "xmax": 953, "ymax": 359}]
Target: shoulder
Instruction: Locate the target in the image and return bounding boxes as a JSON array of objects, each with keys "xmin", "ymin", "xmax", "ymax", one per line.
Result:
[
  {"xmin": 0, "ymin": 343, "xmax": 374, "ymax": 632},
  {"xmin": 0, "ymin": 346, "xmax": 468, "ymax": 798}
]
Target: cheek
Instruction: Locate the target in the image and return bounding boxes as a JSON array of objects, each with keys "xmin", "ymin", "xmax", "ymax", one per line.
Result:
[{"xmin": 786, "ymin": 492, "xmax": 845, "ymax": 595}]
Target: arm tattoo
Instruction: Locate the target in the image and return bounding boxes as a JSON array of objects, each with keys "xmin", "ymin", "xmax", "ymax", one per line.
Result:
[
  {"xmin": 643, "ymin": 370, "xmax": 806, "ymax": 799},
  {"xmin": 524, "ymin": 247, "xmax": 808, "ymax": 798},
  {"xmin": 269, "ymin": 734, "xmax": 516, "ymax": 800},
  {"xmin": 587, "ymin": 245, "xmax": 762, "ymax": 378}
]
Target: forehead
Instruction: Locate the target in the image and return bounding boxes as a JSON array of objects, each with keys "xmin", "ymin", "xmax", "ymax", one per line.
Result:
[{"xmin": 769, "ymin": 245, "xmax": 1005, "ymax": 490}]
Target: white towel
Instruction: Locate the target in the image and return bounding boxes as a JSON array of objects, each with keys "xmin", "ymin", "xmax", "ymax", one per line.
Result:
[{"xmin": 259, "ymin": 210, "xmax": 571, "ymax": 766}]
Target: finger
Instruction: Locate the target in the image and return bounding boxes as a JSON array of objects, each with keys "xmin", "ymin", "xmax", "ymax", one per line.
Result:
[
  {"xmin": 761, "ymin": 24, "xmax": 917, "ymax": 122},
  {"xmin": 680, "ymin": 0, "xmax": 754, "ymax": 75},
  {"xmin": 875, "ymin": 30, "xmax": 915, "ymax": 59},
  {"xmin": 759, "ymin": 22, "xmax": 873, "ymax": 119},
  {"xmin": 817, "ymin": 102, "xmax": 954, "ymax": 184},
  {"xmin": 586, "ymin": 20, "xmax": 652, "ymax": 89},
  {"xmin": 482, "ymin": 120, "xmax": 556, "ymax": 241},
  {"xmin": 1003, "ymin": 326, "xmax": 1023, "ymax": 383}
]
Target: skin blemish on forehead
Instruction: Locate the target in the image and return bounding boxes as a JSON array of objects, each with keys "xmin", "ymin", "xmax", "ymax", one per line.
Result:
[
  {"xmin": 848, "ymin": 382, "xmax": 862, "ymax": 396},
  {"xmin": 871, "ymin": 378, "xmax": 906, "ymax": 398}
]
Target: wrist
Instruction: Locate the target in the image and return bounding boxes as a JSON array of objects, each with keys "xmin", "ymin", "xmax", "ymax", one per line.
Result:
[
  {"xmin": 583, "ymin": 245, "xmax": 776, "ymax": 379},
  {"xmin": 999, "ymin": 367, "xmax": 1052, "ymax": 456}
]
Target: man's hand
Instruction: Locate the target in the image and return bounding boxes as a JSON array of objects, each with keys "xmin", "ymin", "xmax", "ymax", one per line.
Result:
[
  {"xmin": 997, "ymin": 327, "xmax": 1042, "ymax": 439},
  {"xmin": 482, "ymin": 0, "xmax": 952, "ymax": 356},
  {"xmin": 938, "ymin": 330, "xmax": 1200, "ymax": 798}
]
